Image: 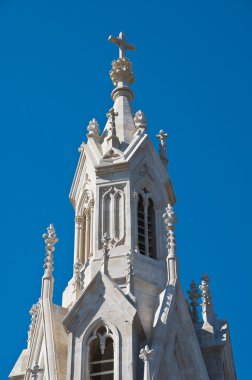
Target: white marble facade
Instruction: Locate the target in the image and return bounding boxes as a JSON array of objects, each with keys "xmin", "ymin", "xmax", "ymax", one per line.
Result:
[{"xmin": 9, "ymin": 33, "xmax": 236, "ymax": 380}]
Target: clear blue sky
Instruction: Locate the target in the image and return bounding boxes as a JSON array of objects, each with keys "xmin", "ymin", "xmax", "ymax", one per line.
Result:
[{"xmin": 1, "ymin": 0, "xmax": 250, "ymax": 378}]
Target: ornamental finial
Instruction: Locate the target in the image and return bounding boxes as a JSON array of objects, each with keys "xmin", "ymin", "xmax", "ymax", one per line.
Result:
[
  {"xmin": 139, "ymin": 345, "xmax": 154, "ymax": 380},
  {"xmin": 42, "ymin": 224, "xmax": 58, "ymax": 277},
  {"xmin": 139, "ymin": 345, "xmax": 154, "ymax": 362},
  {"xmin": 109, "ymin": 33, "xmax": 135, "ymax": 87},
  {"xmin": 199, "ymin": 273, "xmax": 217, "ymax": 327},
  {"xmin": 187, "ymin": 280, "xmax": 200, "ymax": 323}
]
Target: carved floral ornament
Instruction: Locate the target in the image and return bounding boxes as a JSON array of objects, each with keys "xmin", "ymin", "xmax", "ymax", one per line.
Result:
[
  {"xmin": 109, "ymin": 58, "xmax": 135, "ymax": 86},
  {"xmin": 87, "ymin": 118, "xmax": 100, "ymax": 136}
]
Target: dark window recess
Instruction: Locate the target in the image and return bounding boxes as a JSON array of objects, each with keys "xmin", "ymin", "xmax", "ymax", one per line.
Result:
[
  {"xmin": 137, "ymin": 194, "xmax": 145, "ymax": 255},
  {"xmin": 137, "ymin": 194, "xmax": 156, "ymax": 259},
  {"xmin": 89, "ymin": 334, "xmax": 114, "ymax": 380},
  {"xmin": 148, "ymin": 199, "xmax": 156, "ymax": 259}
]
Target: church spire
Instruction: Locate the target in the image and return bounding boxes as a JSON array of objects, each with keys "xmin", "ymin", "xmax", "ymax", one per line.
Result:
[{"xmin": 104, "ymin": 32, "xmax": 137, "ymax": 146}]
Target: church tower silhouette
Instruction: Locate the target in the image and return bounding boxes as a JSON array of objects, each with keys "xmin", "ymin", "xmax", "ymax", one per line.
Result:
[{"xmin": 10, "ymin": 33, "xmax": 236, "ymax": 380}]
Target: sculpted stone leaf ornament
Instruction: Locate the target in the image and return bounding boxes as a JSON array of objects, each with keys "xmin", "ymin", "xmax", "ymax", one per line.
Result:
[
  {"xmin": 156, "ymin": 129, "xmax": 168, "ymax": 166},
  {"xmin": 110, "ymin": 58, "xmax": 135, "ymax": 86},
  {"xmin": 27, "ymin": 302, "xmax": 40, "ymax": 345},
  {"xmin": 87, "ymin": 118, "xmax": 100, "ymax": 136}
]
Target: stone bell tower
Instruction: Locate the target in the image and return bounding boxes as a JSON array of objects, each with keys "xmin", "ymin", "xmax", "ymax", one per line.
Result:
[{"xmin": 9, "ymin": 33, "xmax": 236, "ymax": 380}]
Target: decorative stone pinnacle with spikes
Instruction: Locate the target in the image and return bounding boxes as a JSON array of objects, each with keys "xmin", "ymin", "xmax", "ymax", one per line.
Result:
[
  {"xmin": 187, "ymin": 280, "xmax": 200, "ymax": 323},
  {"xmin": 163, "ymin": 204, "xmax": 177, "ymax": 283},
  {"xmin": 28, "ymin": 302, "xmax": 40, "ymax": 339},
  {"xmin": 27, "ymin": 362, "xmax": 43, "ymax": 379},
  {"xmin": 134, "ymin": 110, "xmax": 147, "ymax": 131},
  {"xmin": 199, "ymin": 273, "xmax": 217, "ymax": 326},
  {"xmin": 87, "ymin": 118, "xmax": 100, "ymax": 136},
  {"xmin": 42, "ymin": 224, "xmax": 58, "ymax": 277},
  {"xmin": 163, "ymin": 204, "xmax": 177, "ymax": 250},
  {"xmin": 163, "ymin": 203, "xmax": 177, "ymax": 228}
]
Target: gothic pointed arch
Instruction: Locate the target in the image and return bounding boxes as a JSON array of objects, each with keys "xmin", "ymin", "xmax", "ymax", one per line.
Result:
[
  {"xmin": 134, "ymin": 177, "xmax": 163, "ymax": 259},
  {"xmin": 81, "ymin": 318, "xmax": 120, "ymax": 380},
  {"xmin": 75, "ymin": 188, "xmax": 95, "ymax": 264}
]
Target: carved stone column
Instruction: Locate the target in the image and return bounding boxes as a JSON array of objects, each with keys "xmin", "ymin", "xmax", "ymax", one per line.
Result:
[
  {"xmin": 84, "ymin": 210, "xmax": 90, "ymax": 263},
  {"xmin": 89, "ymin": 200, "xmax": 94, "ymax": 257},
  {"xmin": 74, "ymin": 216, "xmax": 85, "ymax": 268},
  {"xmin": 143, "ymin": 199, "xmax": 149, "ymax": 257}
]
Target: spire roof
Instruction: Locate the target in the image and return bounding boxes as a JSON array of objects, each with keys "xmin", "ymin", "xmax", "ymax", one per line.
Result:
[{"xmin": 102, "ymin": 32, "xmax": 137, "ymax": 148}]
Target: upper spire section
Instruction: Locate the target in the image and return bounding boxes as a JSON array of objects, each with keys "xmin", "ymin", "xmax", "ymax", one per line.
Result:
[{"xmin": 101, "ymin": 32, "xmax": 137, "ymax": 146}]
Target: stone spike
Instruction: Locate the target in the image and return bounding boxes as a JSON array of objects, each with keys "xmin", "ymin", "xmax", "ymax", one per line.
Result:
[
  {"xmin": 187, "ymin": 280, "xmax": 200, "ymax": 323},
  {"xmin": 42, "ymin": 224, "xmax": 58, "ymax": 277},
  {"xmin": 163, "ymin": 204, "xmax": 178, "ymax": 284},
  {"xmin": 199, "ymin": 273, "xmax": 217, "ymax": 327}
]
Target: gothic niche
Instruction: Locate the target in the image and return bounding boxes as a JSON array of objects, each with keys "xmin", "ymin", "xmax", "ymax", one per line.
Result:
[
  {"xmin": 75, "ymin": 188, "xmax": 94, "ymax": 264},
  {"xmin": 101, "ymin": 184, "xmax": 126, "ymax": 248},
  {"xmin": 88, "ymin": 325, "xmax": 114, "ymax": 380},
  {"xmin": 137, "ymin": 193, "xmax": 157, "ymax": 259}
]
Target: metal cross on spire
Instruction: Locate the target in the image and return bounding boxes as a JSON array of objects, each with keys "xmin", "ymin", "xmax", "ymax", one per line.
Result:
[{"xmin": 108, "ymin": 32, "xmax": 135, "ymax": 59}]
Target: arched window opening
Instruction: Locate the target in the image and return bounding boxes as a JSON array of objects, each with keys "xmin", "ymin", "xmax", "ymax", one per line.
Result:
[
  {"xmin": 80, "ymin": 209, "xmax": 91, "ymax": 264},
  {"xmin": 137, "ymin": 194, "xmax": 156, "ymax": 258},
  {"xmin": 137, "ymin": 194, "xmax": 145, "ymax": 255},
  {"xmin": 89, "ymin": 325, "xmax": 114, "ymax": 380},
  {"xmin": 148, "ymin": 199, "xmax": 156, "ymax": 259}
]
